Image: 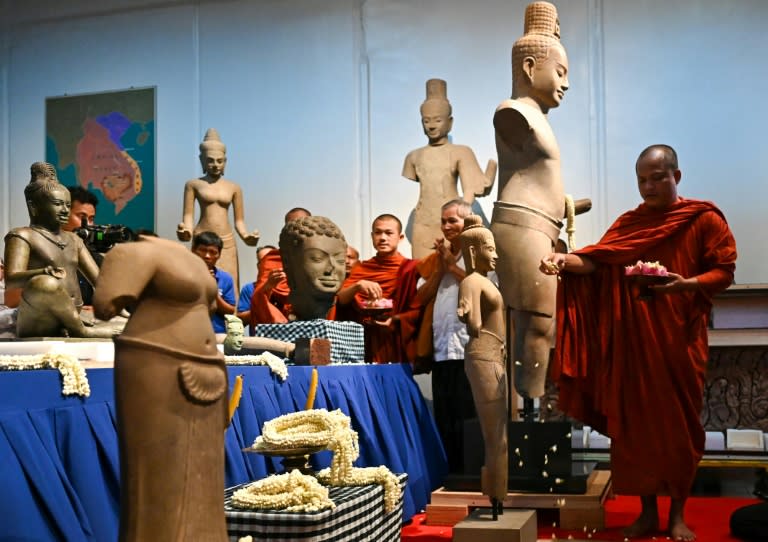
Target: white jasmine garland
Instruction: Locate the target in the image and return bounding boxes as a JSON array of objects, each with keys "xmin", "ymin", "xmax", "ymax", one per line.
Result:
[
  {"xmin": 0, "ymin": 352, "xmax": 90, "ymax": 397},
  {"xmin": 565, "ymin": 194, "xmax": 576, "ymax": 250},
  {"xmin": 231, "ymin": 469, "xmax": 335, "ymax": 512},
  {"xmin": 225, "ymin": 352, "xmax": 288, "ymax": 381},
  {"xmin": 252, "ymin": 408, "xmax": 402, "ymax": 513}
]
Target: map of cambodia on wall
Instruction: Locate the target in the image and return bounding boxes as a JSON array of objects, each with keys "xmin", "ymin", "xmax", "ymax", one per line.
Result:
[{"xmin": 45, "ymin": 87, "xmax": 155, "ymax": 231}]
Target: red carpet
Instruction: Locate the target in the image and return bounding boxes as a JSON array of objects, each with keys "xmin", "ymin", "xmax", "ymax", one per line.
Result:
[{"xmin": 401, "ymin": 496, "xmax": 761, "ymax": 541}]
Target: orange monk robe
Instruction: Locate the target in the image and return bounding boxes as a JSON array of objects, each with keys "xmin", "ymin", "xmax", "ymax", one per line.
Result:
[
  {"xmin": 249, "ymin": 249, "xmax": 291, "ymax": 331},
  {"xmin": 552, "ymin": 198, "xmax": 736, "ymax": 498},
  {"xmin": 334, "ymin": 252, "xmax": 423, "ymax": 364}
]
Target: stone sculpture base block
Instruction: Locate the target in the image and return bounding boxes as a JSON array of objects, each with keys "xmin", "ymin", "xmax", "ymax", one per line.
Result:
[
  {"xmin": 253, "ymin": 320, "xmax": 363, "ymax": 364},
  {"xmin": 429, "ymin": 469, "xmax": 612, "ymax": 531},
  {"xmin": 453, "ymin": 508, "xmax": 536, "ymax": 542},
  {"xmin": 293, "ymin": 337, "xmax": 331, "ymax": 365}
]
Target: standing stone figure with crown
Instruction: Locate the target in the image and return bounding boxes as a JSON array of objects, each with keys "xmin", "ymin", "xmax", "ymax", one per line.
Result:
[
  {"xmin": 490, "ymin": 1, "xmax": 591, "ymax": 411},
  {"xmin": 402, "ymin": 78, "xmax": 497, "ymax": 259},
  {"xmin": 177, "ymin": 128, "xmax": 259, "ymax": 290}
]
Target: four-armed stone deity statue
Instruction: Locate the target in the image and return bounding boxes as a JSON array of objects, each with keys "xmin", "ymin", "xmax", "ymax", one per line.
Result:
[
  {"xmin": 490, "ymin": 1, "xmax": 591, "ymax": 404},
  {"xmin": 177, "ymin": 128, "xmax": 259, "ymax": 290},
  {"xmin": 279, "ymin": 216, "xmax": 347, "ymax": 321},
  {"xmin": 457, "ymin": 215, "xmax": 508, "ymax": 520},
  {"xmin": 403, "ymin": 78, "xmax": 497, "ymax": 259},
  {"xmin": 3, "ymin": 162, "xmax": 115, "ymax": 338}
]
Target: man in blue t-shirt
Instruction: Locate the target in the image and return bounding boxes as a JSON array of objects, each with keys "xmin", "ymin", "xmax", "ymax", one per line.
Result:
[{"xmin": 191, "ymin": 231, "xmax": 235, "ymax": 333}]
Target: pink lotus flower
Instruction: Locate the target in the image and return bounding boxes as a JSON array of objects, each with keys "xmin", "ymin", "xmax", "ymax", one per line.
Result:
[{"xmin": 624, "ymin": 260, "xmax": 668, "ymax": 277}]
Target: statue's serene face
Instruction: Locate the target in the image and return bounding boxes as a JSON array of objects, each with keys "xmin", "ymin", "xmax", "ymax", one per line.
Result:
[
  {"xmin": 472, "ymin": 233, "xmax": 498, "ymax": 274},
  {"xmin": 420, "ymin": 102, "xmax": 453, "ymax": 145},
  {"xmin": 225, "ymin": 321, "xmax": 245, "ymax": 351},
  {"xmin": 201, "ymin": 150, "xmax": 226, "ymax": 178},
  {"xmin": 31, "ymin": 186, "xmax": 71, "ymax": 231},
  {"xmin": 528, "ymin": 43, "xmax": 569, "ymax": 111},
  {"xmin": 292, "ymin": 235, "xmax": 346, "ymax": 296}
]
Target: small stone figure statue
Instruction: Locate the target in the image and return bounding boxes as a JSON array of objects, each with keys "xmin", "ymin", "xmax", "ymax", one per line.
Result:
[
  {"xmin": 93, "ymin": 234, "xmax": 228, "ymax": 542},
  {"xmin": 3, "ymin": 162, "xmax": 115, "ymax": 338},
  {"xmin": 490, "ymin": 1, "xmax": 591, "ymax": 405},
  {"xmin": 177, "ymin": 128, "xmax": 259, "ymax": 289},
  {"xmin": 403, "ymin": 78, "xmax": 497, "ymax": 259},
  {"xmin": 279, "ymin": 216, "xmax": 347, "ymax": 320},
  {"xmin": 457, "ymin": 215, "xmax": 507, "ymax": 520}
]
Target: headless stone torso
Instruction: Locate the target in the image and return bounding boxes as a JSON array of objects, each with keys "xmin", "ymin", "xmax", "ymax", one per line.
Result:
[
  {"xmin": 494, "ymin": 100, "xmax": 564, "ymax": 218},
  {"xmin": 491, "ymin": 101, "xmax": 563, "ymax": 401}
]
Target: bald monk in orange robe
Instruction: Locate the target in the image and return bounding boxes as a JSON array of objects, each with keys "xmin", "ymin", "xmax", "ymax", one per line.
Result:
[
  {"xmin": 335, "ymin": 214, "xmax": 422, "ymax": 364},
  {"xmin": 540, "ymin": 145, "xmax": 737, "ymax": 541}
]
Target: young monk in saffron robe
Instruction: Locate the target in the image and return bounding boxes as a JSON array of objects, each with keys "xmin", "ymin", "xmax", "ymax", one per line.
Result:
[
  {"xmin": 540, "ymin": 144, "xmax": 737, "ymax": 541},
  {"xmin": 334, "ymin": 214, "xmax": 422, "ymax": 364}
]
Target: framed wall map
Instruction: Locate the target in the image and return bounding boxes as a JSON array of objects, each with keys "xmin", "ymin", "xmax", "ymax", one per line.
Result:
[{"xmin": 45, "ymin": 87, "xmax": 156, "ymax": 232}]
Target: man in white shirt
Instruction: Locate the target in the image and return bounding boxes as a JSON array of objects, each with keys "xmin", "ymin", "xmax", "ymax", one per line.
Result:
[{"xmin": 416, "ymin": 199, "xmax": 478, "ymax": 473}]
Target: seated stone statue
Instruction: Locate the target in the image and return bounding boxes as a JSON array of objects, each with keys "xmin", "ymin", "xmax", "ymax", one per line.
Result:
[
  {"xmin": 279, "ymin": 216, "xmax": 347, "ymax": 320},
  {"xmin": 3, "ymin": 162, "xmax": 116, "ymax": 338}
]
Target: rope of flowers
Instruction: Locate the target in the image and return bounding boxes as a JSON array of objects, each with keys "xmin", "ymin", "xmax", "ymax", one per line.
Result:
[
  {"xmin": 230, "ymin": 469, "xmax": 334, "ymax": 512},
  {"xmin": 564, "ymin": 193, "xmax": 576, "ymax": 250},
  {"xmin": 0, "ymin": 351, "xmax": 90, "ymax": 396},
  {"xmin": 224, "ymin": 351, "xmax": 288, "ymax": 381},
  {"xmin": 236, "ymin": 408, "xmax": 401, "ymax": 513}
]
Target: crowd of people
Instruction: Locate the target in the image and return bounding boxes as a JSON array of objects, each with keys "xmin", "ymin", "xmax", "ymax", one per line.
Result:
[{"xmin": 3, "ymin": 141, "xmax": 759, "ymax": 540}]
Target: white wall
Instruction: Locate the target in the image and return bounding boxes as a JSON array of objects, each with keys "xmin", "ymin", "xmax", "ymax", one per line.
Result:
[{"xmin": 1, "ymin": 0, "xmax": 765, "ymax": 284}]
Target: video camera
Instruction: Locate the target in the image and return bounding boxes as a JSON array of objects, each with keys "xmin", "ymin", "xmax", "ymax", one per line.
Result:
[{"xmin": 74, "ymin": 224, "xmax": 136, "ymax": 253}]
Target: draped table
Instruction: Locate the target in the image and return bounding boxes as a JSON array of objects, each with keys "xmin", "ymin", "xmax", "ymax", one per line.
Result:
[{"xmin": 0, "ymin": 363, "xmax": 447, "ymax": 541}]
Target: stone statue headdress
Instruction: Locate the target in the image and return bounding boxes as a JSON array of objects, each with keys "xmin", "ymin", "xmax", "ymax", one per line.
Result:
[
  {"xmin": 512, "ymin": 1, "xmax": 562, "ymax": 93},
  {"xmin": 459, "ymin": 214, "xmax": 492, "ymax": 273},
  {"xmin": 24, "ymin": 161, "xmax": 62, "ymax": 203},
  {"xmin": 199, "ymin": 128, "xmax": 226, "ymax": 154},
  {"xmin": 420, "ymin": 78, "xmax": 452, "ymax": 116}
]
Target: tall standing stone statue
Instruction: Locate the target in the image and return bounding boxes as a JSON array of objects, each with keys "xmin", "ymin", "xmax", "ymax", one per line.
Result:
[
  {"xmin": 177, "ymin": 128, "xmax": 259, "ymax": 289},
  {"xmin": 93, "ymin": 235, "xmax": 228, "ymax": 542},
  {"xmin": 457, "ymin": 215, "xmax": 507, "ymax": 519},
  {"xmin": 403, "ymin": 78, "xmax": 497, "ymax": 259},
  {"xmin": 279, "ymin": 216, "xmax": 347, "ymax": 320},
  {"xmin": 3, "ymin": 162, "xmax": 116, "ymax": 338},
  {"xmin": 490, "ymin": 1, "xmax": 590, "ymax": 405}
]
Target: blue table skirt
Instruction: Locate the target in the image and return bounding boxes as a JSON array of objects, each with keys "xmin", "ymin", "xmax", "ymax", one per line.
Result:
[{"xmin": 0, "ymin": 363, "xmax": 447, "ymax": 542}]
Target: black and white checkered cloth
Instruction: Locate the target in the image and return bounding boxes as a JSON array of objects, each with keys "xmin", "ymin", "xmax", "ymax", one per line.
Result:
[
  {"xmin": 225, "ymin": 473, "xmax": 407, "ymax": 541},
  {"xmin": 252, "ymin": 320, "xmax": 364, "ymax": 364}
]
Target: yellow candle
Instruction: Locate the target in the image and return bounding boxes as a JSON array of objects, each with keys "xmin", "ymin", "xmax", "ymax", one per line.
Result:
[
  {"xmin": 228, "ymin": 374, "xmax": 243, "ymax": 422},
  {"xmin": 304, "ymin": 368, "xmax": 318, "ymax": 410}
]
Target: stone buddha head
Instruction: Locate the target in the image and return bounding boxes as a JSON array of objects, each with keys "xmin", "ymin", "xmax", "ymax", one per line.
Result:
[{"xmin": 279, "ymin": 216, "xmax": 347, "ymax": 320}]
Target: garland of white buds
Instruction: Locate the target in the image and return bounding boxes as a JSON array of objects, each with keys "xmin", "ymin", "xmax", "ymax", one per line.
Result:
[
  {"xmin": 564, "ymin": 194, "xmax": 576, "ymax": 250},
  {"xmin": 315, "ymin": 465, "xmax": 401, "ymax": 513},
  {"xmin": 0, "ymin": 352, "xmax": 90, "ymax": 397},
  {"xmin": 231, "ymin": 469, "xmax": 335, "ymax": 512},
  {"xmin": 225, "ymin": 352, "xmax": 288, "ymax": 381},
  {"xmin": 249, "ymin": 408, "xmax": 402, "ymax": 513}
]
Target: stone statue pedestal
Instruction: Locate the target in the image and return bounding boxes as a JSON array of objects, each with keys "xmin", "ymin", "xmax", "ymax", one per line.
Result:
[
  {"xmin": 453, "ymin": 508, "xmax": 536, "ymax": 542},
  {"xmin": 446, "ymin": 420, "xmax": 593, "ymax": 494}
]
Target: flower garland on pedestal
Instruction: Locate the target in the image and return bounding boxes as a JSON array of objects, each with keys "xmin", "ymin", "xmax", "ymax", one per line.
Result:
[
  {"xmin": 230, "ymin": 469, "xmax": 334, "ymax": 512},
  {"xmin": 0, "ymin": 351, "xmax": 90, "ymax": 396},
  {"xmin": 225, "ymin": 351, "xmax": 288, "ymax": 381},
  {"xmin": 235, "ymin": 408, "xmax": 402, "ymax": 513}
]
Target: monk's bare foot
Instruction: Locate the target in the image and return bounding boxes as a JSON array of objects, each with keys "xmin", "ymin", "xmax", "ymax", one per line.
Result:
[
  {"xmin": 623, "ymin": 512, "xmax": 658, "ymax": 538},
  {"xmin": 669, "ymin": 517, "xmax": 696, "ymax": 540}
]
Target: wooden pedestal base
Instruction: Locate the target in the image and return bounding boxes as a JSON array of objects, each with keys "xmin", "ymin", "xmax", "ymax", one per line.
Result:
[
  {"xmin": 427, "ymin": 469, "xmax": 612, "ymax": 531},
  {"xmin": 452, "ymin": 508, "xmax": 536, "ymax": 542}
]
